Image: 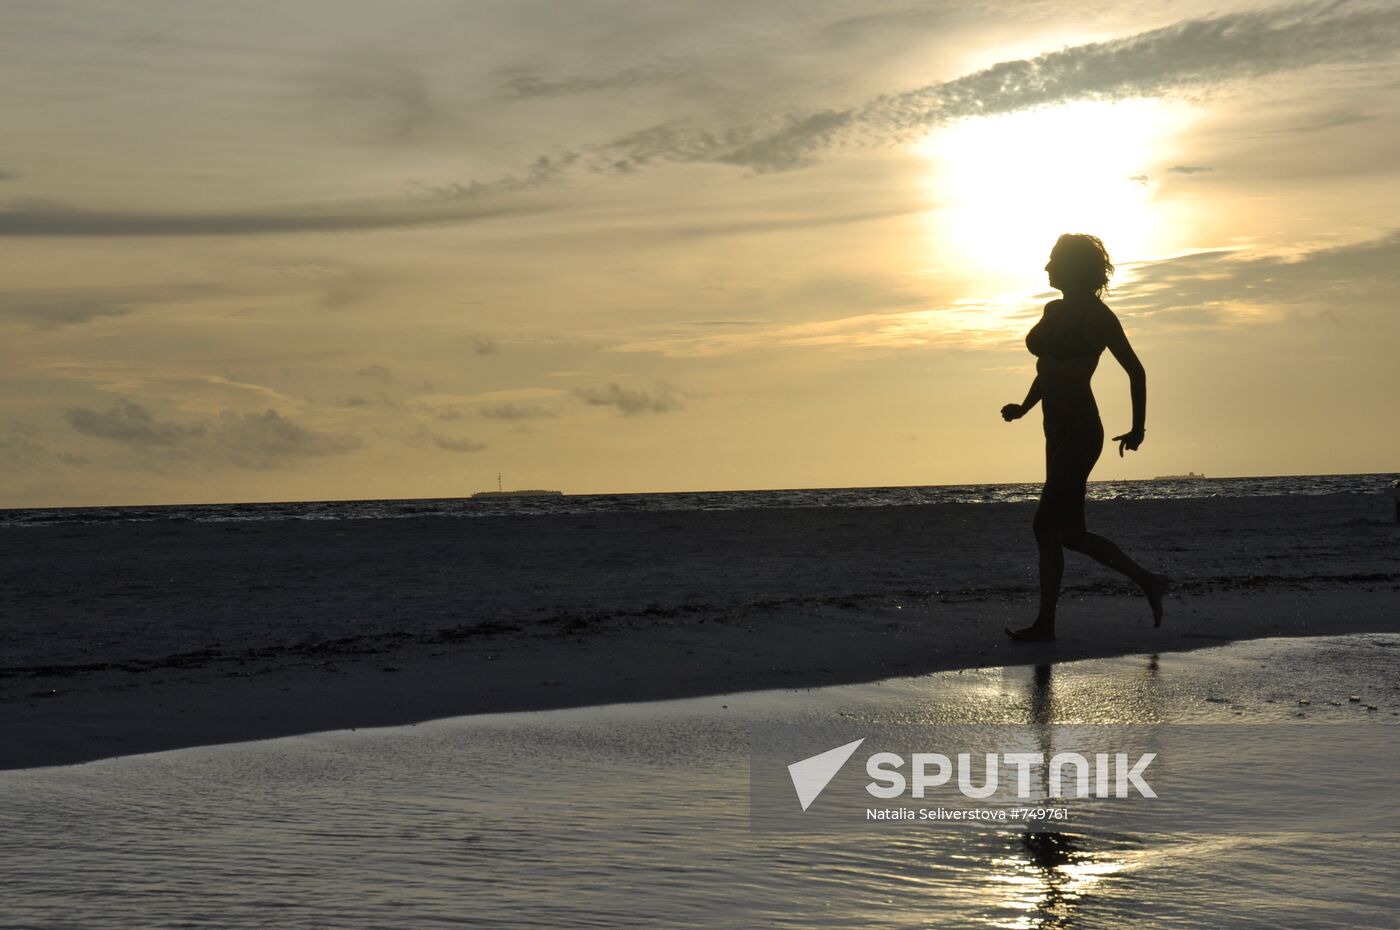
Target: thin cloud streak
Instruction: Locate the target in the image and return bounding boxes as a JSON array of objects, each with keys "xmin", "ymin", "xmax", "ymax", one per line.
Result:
[
  {"xmin": 573, "ymin": 382, "xmax": 685, "ymax": 415},
  {"xmin": 499, "ymin": 60, "xmax": 695, "ymax": 99},
  {"xmin": 405, "ymin": 427, "xmax": 488, "ymax": 453},
  {"xmin": 0, "ymin": 198, "xmax": 544, "ymax": 237},
  {"xmin": 63, "ymin": 400, "xmax": 361, "ymax": 469},
  {"xmin": 479, "ymin": 402, "xmax": 557, "ymax": 420},
  {"xmin": 306, "ymin": 51, "xmax": 436, "ymax": 142},
  {"xmin": 0, "ymin": 281, "xmax": 236, "ymax": 328}
]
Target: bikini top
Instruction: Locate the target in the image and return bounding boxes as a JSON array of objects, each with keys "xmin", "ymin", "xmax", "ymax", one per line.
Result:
[{"xmin": 1026, "ymin": 300, "xmax": 1103, "ymax": 361}]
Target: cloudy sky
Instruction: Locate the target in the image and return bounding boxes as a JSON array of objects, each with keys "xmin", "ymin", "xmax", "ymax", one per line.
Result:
[{"xmin": 2, "ymin": 0, "xmax": 1398, "ymax": 506}]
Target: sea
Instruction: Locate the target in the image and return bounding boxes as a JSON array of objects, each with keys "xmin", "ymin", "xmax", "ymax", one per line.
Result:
[{"xmin": 1, "ymin": 473, "xmax": 1394, "ymax": 528}]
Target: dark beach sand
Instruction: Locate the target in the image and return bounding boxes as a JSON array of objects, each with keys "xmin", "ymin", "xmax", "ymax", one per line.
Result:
[{"xmin": 2, "ymin": 492, "xmax": 1397, "ymax": 769}]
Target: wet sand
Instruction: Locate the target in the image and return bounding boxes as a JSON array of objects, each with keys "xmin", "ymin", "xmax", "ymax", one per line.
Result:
[
  {"xmin": 2, "ymin": 492, "xmax": 1397, "ymax": 769},
  {"xmin": 3, "ymin": 635, "xmax": 1398, "ymax": 929}
]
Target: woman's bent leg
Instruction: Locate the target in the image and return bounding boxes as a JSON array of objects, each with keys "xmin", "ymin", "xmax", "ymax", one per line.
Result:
[
  {"xmin": 1062, "ymin": 530, "xmax": 1169, "ymax": 625},
  {"xmin": 1061, "ymin": 530, "xmax": 1152, "ymax": 589}
]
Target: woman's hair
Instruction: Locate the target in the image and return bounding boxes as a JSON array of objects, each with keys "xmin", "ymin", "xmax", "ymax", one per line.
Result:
[{"xmin": 1051, "ymin": 233, "xmax": 1114, "ymax": 296}]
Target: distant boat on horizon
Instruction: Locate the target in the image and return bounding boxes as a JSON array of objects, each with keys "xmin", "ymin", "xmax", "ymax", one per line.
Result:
[
  {"xmin": 471, "ymin": 472, "xmax": 563, "ymax": 499},
  {"xmin": 1151, "ymin": 471, "xmax": 1207, "ymax": 480},
  {"xmin": 471, "ymin": 489, "xmax": 564, "ymax": 499}
]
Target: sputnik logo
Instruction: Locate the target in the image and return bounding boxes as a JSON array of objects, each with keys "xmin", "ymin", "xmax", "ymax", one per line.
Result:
[
  {"xmin": 787, "ymin": 738, "xmax": 865, "ymax": 811},
  {"xmin": 787, "ymin": 737, "xmax": 1158, "ymax": 811}
]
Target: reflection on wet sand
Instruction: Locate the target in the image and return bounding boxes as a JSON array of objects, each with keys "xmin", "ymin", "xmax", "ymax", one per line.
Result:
[{"xmin": 996, "ymin": 659, "xmax": 1160, "ymax": 928}]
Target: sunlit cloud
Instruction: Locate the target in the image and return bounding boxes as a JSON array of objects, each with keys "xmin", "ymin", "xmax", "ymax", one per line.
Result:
[
  {"xmin": 582, "ymin": 0, "xmax": 1400, "ymax": 174},
  {"xmin": 1115, "ymin": 230, "xmax": 1400, "ymax": 330}
]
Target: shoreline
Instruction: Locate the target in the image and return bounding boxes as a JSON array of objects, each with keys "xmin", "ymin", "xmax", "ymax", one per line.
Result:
[
  {"xmin": 6, "ymin": 590, "xmax": 1397, "ymax": 771},
  {"xmin": 3, "ymin": 494, "xmax": 1397, "ymax": 769}
]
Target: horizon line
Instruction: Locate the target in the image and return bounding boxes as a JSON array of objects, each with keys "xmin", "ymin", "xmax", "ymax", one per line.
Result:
[{"xmin": 2, "ymin": 471, "xmax": 1395, "ymax": 515}]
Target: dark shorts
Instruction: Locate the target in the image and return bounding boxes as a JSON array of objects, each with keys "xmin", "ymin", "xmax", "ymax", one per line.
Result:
[{"xmin": 1038, "ymin": 416, "xmax": 1104, "ymax": 527}]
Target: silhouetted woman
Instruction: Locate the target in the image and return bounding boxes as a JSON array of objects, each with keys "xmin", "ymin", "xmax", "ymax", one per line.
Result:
[{"xmin": 1002, "ymin": 234, "xmax": 1168, "ymax": 641}]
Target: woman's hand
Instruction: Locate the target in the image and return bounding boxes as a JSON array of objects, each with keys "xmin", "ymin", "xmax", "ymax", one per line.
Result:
[
  {"xmin": 1001, "ymin": 403, "xmax": 1025, "ymax": 422},
  {"xmin": 1112, "ymin": 428, "xmax": 1145, "ymax": 456}
]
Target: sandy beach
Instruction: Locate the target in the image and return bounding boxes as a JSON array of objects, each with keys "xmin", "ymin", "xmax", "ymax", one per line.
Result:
[{"xmin": 3, "ymin": 491, "xmax": 1397, "ymax": 770}]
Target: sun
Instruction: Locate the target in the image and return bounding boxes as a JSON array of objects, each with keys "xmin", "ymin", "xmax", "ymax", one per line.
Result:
[{"xmin": 916, "ymin": 99, "xmax": 1190, "ymax": 296}]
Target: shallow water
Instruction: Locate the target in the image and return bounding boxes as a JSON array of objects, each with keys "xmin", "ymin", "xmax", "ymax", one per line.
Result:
[{"xmin": 3, "ymin": 634, "xmax": 1398, "ymax": 929}]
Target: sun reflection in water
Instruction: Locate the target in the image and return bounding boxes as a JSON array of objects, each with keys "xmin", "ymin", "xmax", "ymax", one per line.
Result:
[{"xmin": 990, "ymin": 833, "xmax": 1133, "ymax": 929}]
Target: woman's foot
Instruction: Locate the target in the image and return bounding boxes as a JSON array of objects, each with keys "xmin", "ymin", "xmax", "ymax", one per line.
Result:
[
  {"xmin": 1005, "ymin": 623, "xmax": 1056, "ymax": 642},
  {"xmin": 1146, "ymin": 573, "xmax": 1171, "ymax": 628}
]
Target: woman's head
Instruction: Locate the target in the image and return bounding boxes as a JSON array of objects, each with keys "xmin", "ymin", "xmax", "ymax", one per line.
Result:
[{"xmin": 1045, "ymin": 234, "xmax": 1113, "ymax": 296}]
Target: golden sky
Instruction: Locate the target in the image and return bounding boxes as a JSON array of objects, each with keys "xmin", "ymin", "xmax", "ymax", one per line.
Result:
[{"xmin": 2, "ymin": 0, "xmax": 1399, "ymax": 505}]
